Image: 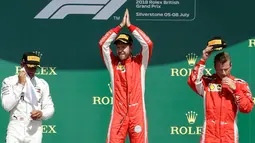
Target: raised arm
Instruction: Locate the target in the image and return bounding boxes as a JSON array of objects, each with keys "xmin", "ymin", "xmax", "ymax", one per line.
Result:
[
  {"xmin": 98, "ymin": 10, "xmax": 128, "ymax": 70},
  {"xmin": 98, "ymin": 26, "xmax": 121, "ymax": 70},
  {"xmin": 126, "ymin": 9, "xmax": 153, "ymax": 67},
  {"xmin": 128, "ymin": 25, "xmax": 153, "ymax": 66},
  {"xmin": 1, "ymin": 78, "xmax": 24, "ymax": 112},
  {"xmin": 187, "ymin": 46, "xmax": 213, "ymax": 96},
  {"xmin": 1, "ymin": 71, "xmax": 27, "ymax": 112},
  {"xmin": 187, "ymin": 59, "xmax": 207, "ymax": 96}
]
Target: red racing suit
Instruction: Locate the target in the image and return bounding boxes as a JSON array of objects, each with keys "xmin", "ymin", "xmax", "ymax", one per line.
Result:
[
  {"xmin": 99, "ymin": 25, "xmax": 153, "ymax": 143},
  {"xmin": 188, "ymin": 59, "xmax": 254, "ymax": 143}
]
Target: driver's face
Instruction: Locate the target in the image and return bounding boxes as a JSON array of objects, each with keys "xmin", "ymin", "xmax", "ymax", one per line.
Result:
[
  {"xmin": 24, "ymin": 65, "xmax": 37, "ymax": 78},
  {"xmin": 215, "ymin": 60, "xmax": 232, "ymax": 79}
]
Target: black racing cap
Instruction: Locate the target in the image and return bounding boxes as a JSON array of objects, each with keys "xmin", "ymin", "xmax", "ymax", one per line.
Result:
[
  {"xmin": 114, "ymin": 33, "xmax": 133, "ymax": 45},
  {"xmin": 22, "ymin": 52, "xmax": 41, "ymax": 68},
  {"xmin": 208, "ymin": 37, "xmax": 227, "ymax": 51}
]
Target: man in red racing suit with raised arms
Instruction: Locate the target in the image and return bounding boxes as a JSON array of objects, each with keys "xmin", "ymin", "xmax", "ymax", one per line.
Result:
[
  {"xmin": 188, "ymin": 46, "xmax": 254, "ymax": 143},
  {"xmin": 99, "ymin": 9, "xmax": 153, "ymax": 143}
]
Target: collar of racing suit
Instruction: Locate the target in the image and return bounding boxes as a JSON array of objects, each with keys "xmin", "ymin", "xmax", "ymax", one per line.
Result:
[{"xmin": 119, "ymin": 56, "xmax": 132, "ymax": 65}]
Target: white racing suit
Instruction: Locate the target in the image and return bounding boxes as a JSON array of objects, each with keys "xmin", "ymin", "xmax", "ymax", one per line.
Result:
[{"xmin": 1, "ymin": 75, "xmax": 55, "ymax": 143}]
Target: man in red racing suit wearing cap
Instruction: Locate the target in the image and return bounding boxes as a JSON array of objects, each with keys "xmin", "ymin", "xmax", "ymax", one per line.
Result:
[
  {"xmin": 99, "ymin": 9, "xmax": 153, "ymax": 143},
  {"xmin": 187, "ymin": 46, "xmax": 254, "ymax": 143}
]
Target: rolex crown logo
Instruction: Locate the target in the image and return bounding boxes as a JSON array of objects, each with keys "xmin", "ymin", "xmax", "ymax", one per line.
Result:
[
  {"xmin": 186, "ymin": 53, "xmax": 198, "ymax": 66},
  {"xmin": 186, "ymin": 111, "xmax": 198, "ymax": 124},
  {"xmin": 108, "ymin": 82, "xmax": 112, "ymax": 94},
  {"xmin": 33, "ymin": 51, "xmax": 43, "ymax": 58}
]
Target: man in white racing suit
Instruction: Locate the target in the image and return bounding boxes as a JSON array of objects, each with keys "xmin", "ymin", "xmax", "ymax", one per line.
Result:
[{"xmin": 1, "ymin": 52, "xmax": 55, "ymax": 143}]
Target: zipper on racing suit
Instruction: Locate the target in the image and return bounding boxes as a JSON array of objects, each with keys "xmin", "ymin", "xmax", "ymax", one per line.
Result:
[
  {"xmin": 219, "ymin": 84, "xmax": 223, "ymax": 143},
  {"xmin": 117, "ymin": 59, "xmax": 133, "ymax": 135}
]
